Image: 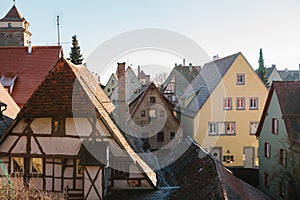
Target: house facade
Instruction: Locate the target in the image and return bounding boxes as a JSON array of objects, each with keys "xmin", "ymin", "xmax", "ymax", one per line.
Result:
[
  {"xmin": 0, "ymin": 58, "xmax": 156, "ymax": 200},
  {"xmin": 104, "ymin": 73, "xmax": 118, "ymax": 97},
  {"xmin": 175, "ymin": 53, "xmax": 268, "ymax": 168},
  {"xmin": 266, "ymin": 65, "xmax": 282, "ymax": 86},
  {"xmin": 256, "ymin": 81, "xmax": 300, "ymax": 199},
  {"xmin": 163, "ymin": 63, "xmax": 200, "ymax": 105},
  {"xmin": 128, "ymin": 82, "xmax": 183, "ymax": 153}
]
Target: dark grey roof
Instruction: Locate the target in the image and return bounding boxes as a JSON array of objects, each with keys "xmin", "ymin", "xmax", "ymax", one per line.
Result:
[
  {"xmin": 175, "ymin": 53, "xmax": 240, "ymax": 117},
  {"xmin": 80, "ymin": 141, "xmax": 108, "ymax": 166},
  {"xmin": 266, "ymin": 66, "xmax": 275, "ymax": 78},
  {"xmin": 278, "ymin": 70, "xmax": 300, "ymax": 81},
  {"xmin": 0, "ymin": 115, "xmax": 13, "ymax": 136},
  {"xmin": 1, "ymin": 5, "xmax": 24, "ymax": 22}
]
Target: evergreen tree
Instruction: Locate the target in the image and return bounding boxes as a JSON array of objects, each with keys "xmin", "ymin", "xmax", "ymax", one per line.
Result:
[
  {"xmin": 257, "ymin": 48, "xmax": 270, "ymax": 88},
  {"xmin": 69, "ymin": 35, "xmax": 83, "ymax": 65}
]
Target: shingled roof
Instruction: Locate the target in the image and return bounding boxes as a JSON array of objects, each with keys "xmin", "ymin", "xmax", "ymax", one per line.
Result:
[
  {"xmin": 0, "ymin": 5, "xmax": 24, "ymax": 21},
  {"xmin": 0, "ymin": 46, "xmax": 62, "ymax": 107},
  {"xmin": 256, "ymin": 81, "xmax": 300, "ymax": 145},
  {"xmin": 106, "ymin": 137, "xmax": 270, "ymax": 199},
  {"xmin": 175, "ymin": 53, "xmax": 240, "ymax": 117}
]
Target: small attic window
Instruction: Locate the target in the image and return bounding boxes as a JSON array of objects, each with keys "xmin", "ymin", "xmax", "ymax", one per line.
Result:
[
  {"xmin": 8, "ymin": 23, "xmax": 12, "ymax": 28},
  {"xmin": 52, "ymin": 118, "xmax": 65, "ymax": 135}
]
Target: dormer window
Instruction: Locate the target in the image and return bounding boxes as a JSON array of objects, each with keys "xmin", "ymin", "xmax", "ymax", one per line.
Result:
[{"xmin": 8, "ymin": 23, "xmax": 12, "ymax": 28}]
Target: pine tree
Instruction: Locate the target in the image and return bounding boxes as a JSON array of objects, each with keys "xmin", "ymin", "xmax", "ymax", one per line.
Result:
[
  {"xmin": 257, "ymin": 48, "xmax": 270, "ymax": 88},
  {"xmin": 69, "ymin": 35, "xmax": 83, "ymax": 65}
]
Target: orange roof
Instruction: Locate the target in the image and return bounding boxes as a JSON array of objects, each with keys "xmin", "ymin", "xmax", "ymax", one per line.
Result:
[{"xmin": 0, "ymin": 46, "xmax": 62, "ymax": 107}]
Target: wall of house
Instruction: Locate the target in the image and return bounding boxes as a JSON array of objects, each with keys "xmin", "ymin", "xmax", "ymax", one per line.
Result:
[
  {"xmin": 258, "ymin": 91, "xmax": 290, "ymax": 199},
  {"xmin": 104, "ymin": 75, "xmax": 118, "ymax": 97},
  {"xmin": 194, "ymin": 54, "xmax": 268, "ymax": 167},
  {"xmin": 268, "ymin": 70, "xmax": 282, "ymax": 86},
  {"xmin": 126, "ymin": 68, "xmax": 142, "ymax": 101}
]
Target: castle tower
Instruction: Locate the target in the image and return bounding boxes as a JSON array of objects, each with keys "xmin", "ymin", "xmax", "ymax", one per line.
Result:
[{"xmin": 0, "ymin": 5, "xmax": 31, "ymax": 46}]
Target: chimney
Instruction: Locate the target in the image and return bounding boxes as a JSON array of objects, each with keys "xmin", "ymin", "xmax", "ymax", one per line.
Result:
[
  {"xmin": 28, "ymin": 41, "xmax": 32, "ymax": 54},
  {"xmin": 272, "ymin": 64, "xmax": 276, "ymax": 68},
  {"xmin": 138, "ymin": 65, "xmax": 141, "ymax": 82},
  {"xmin": 175, "ymin": 63, "xmax": 177, "ymax": 67},
  {"xmin": 117, "ymin": 62, "xmax": 126, "ymax": 130},
  {"xmin": 183, "ymin": 59, "xmax": 186, "ymax": 66},
  {"xmin": 213, "ymin": 55, "xmax": 219, "ymax": 60},
  {"xmin": 189, "ymin": 63, "xmax": 193, "ymax": 72}
]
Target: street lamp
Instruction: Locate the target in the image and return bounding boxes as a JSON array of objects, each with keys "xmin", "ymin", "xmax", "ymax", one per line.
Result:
[{"xmin": 0, "ymin": 102, "xmax": 7, "ymax": 120}]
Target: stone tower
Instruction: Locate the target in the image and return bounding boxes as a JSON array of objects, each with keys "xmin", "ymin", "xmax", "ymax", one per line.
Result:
[{"xmin": 0, "ymin": 5, "xmax": 31, "ymax": 46}]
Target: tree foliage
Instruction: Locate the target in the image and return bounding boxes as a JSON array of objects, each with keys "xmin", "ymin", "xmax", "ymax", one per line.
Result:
[
  {"xmin": 272, "ymin": 143, "xmax": 300, "ymax": 199},
  {"xmin": 153, "ymin": 72, "xmax": 168, "ymax": 87},
  {"xmin": 69, "ymin": 35, "xmax": 83, "ymax": 65},
  {"xmin": 257, "ymin": 48, "xmax": 270, "ymax": 88}
]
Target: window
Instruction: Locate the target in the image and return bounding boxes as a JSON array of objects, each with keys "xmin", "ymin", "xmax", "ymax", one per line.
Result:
[
  {"xmin": 141, "ymin": 110, "xmax": 145, "ymax": 117},
  {"xmin": 170, "ymin": 132, "xmax": 175, "ymax": 140},
  {"xmin": 279, "ymin": 149, "xmax": 286, "ymax": 166},
  {"xmin": 157, "ymin": 132, "xmax": 164, "ymax": 142},
  {"xmin": 250, "ymin": 122, "xmax": 259, "ymax": 135},
  {"xmin": 264, "ymin": 143, "xmax": 271, "ymax": 159},
  {"xmin": 236, "ymin": 74, "xmax": 245, "ymax": 85},
  {"xmin": 225, "ymin": 122, "xmax": 235, "ymax": 134},
  {"xmin": 150, "ymin": 96, "xmax": 156, "ymax": 103},
  {"xmin": 8, "ymin": 23, "xmax": 12, "ymax": 28},
  {"xmin": 107, "ymin": 88, "xmax": 111, "ymax": 93},
  {"xmin": 12, "ymin": 157, "xmax": 24, "ymax": 173},
  {"xmin": 264, "ymin": 172, "xmax": 270, "ymax": 189},
  {"xmin": 149, "ymin": 109, "xmax": 156, "ymax": 118},
  {"xmin": 111, "ymin": 80, "xmax": 115, "ymax": 84},
  {"xmin": 209, "ymin": 122, "xmax": 235, "ymax": 135},
  {"xmin": 279, "ymin": 182, "xmax": 286, "ymax": 197},
  {"xmin": 31, "ymin": 158, "xmax": 43, "ymax": 174},
  {"xmin": 76, "ymin": 159, "xmax": 83, "ymax": 175},
  {"xmin": 52, "ymin": 118, "xmax": 65, "ymax": 135},
  {"xmin": 209, "ymin": 122, "xmax": 218, "ymax": 135},
  {"xmin": 134, "ymin": 89, "xmax": 138, "ymax": 93},
  {"xmin": 236, "ymin": 98, "xmax": 245, "ymax": 110},
  {"xmin": 249, "ymin": 97, "xmax": 258, "ymax": 110},
  {"xmin": 223, "ymin": 97, "xmax": 232, "ymax": 110},
  {"xmin": 271, "ymin": 118, "xmax": 278, "ymax": 134}
]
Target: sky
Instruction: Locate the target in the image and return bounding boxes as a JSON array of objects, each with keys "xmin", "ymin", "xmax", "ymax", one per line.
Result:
[{"xmin": 2, "ymin": 0, "xmax": 300, "ymax": 83}]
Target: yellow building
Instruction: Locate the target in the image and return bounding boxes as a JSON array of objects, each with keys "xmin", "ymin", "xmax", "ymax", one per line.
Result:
[{"xmin": 175, "ymin": 52, "xmax": 268, "ymax": 168}]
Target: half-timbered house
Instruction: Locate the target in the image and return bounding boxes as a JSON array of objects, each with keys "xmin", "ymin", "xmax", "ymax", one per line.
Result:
[{"xmin": 0, "ymin": 58, "xmax": 156, "ymax": 199}]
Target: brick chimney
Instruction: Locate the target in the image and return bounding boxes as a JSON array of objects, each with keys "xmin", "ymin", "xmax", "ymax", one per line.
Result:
[{"xmin": 117, "ymin": 62, "xmax": 126, "ymax": 131}]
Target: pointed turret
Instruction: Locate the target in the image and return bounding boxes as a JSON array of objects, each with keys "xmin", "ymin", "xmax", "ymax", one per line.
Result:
[{"xmin": 0, "ymin": 5, "xmax": 31, "ymax": 46}]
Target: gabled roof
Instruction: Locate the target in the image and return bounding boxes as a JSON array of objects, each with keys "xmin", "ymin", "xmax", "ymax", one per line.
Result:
[
  {"xmin": 256, "ymin": 81, "xmax": 300, "ymax": 145},
  {"xmin": 0, "ymin": 58, "xmax": 157, "ymax": 186},
  {"xmin": 163, "ymin": 64, "xmax": 200, "ymax": 89},
  {"xmin": 129, "ymin": 82, "xmax": 175, "ymax": 117},
  {"xmin": 1, "ymin": 5, "xmax": 24, "ymax": 22},
  {"xmin": 266, "ymin": 66, "xmax": 276, "ymax": 78},
  {"xmin": 175, "ymin": 53, "xmax": 240, "ymax": 117},
  {"xmin": 0, "ymin": 46, "xmax": 62, "ymax": 107}
]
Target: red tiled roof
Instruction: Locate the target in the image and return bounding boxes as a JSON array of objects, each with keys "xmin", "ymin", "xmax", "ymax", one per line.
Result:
[{"xmin": 0, "ymin": 46, "xmax": 62, "ymax": 107}]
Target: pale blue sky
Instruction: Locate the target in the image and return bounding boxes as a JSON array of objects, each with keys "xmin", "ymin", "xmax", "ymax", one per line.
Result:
[{"xmin": 2, "ymin": 0, "xmax": 300, "ymax": 78}]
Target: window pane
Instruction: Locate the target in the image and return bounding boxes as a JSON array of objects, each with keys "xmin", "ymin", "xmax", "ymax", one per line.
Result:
[
  {"xmin": 157, "ymin": 132, "xmax": 164, "ymax": 142},
  {"xmin": 149, "ymin": 109, "xmax": 156, "ymax": 118},
  {"xmin": 13, "ymin": 157, "xmax": 24, "ymax": 173},
  {"xmin": 250, "ymin": 122, "xmax": 258, "ymax": 134},
  {"xmin": 31, "ymin": 158, "xmax": 43, "ymax": 174}
]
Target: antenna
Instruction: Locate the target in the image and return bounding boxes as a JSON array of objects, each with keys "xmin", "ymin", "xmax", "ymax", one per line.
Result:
[
  {"xmin": 13, "ymin": 0, "xmax": 15, "ymax": 6},
  {"xmin": 57, "ymin": 15, "xmax": 60, "ymax": 46}
]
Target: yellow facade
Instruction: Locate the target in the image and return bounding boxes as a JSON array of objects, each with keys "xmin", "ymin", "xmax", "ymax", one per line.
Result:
[{"xmin": 194, "ymin": 54, "xmax": 268, "ymax": 167}]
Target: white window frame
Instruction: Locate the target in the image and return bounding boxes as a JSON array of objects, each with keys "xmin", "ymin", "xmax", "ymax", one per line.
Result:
[
  {"xmin": 208, "ymin": 122, "xmax": 218, "ymax": 135},
  {"xmin": 223, "ymin": 97, "xmax": 232, "ymax": 110},
  {"xmin": 236, "ymin": 97, "xmax": 245, "ymax": 110},
  {"xmin": 250, "ymin": 121, "xmax": 259, "ymax": 135},
  {"xmin": 236, "ymin": 73, "xmax": 245, "ymax": 85}
]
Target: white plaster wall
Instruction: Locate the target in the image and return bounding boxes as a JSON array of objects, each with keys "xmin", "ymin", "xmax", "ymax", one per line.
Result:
[
  {"xmin": 0, "ymin": 21, "xmax": 23, "ymax": 28},
  {"xmin": 31, "ymin": 139, "xmax": 42, "ymax": 154},
  {"xmin": 66, "ymin": 118, "xmax": 92, "ymax": 137},
  {"xmin": 11, "ymin": 120, "xmax": 26, "ymax": 133},
  {"xmin": 37, "ymin": 137, "xmax": 81, "ymax": 155},
  {"xmin": 0, "ymin": 157, "xmax": 9, "ymax": 176},
  {"xmin": 84, "ymin": 167, "xmax": 102, "ymax": 200},
  {"xmin": 0, "ymin": 136, "xmax": 18, "ymax": 152},
  {"xmin": 11, "ymin": 136, "xmax": 26, "ymax": 154},
  {"xmin": 30, "ymin": 118, "xmax": 51, "ymax": 134}
]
